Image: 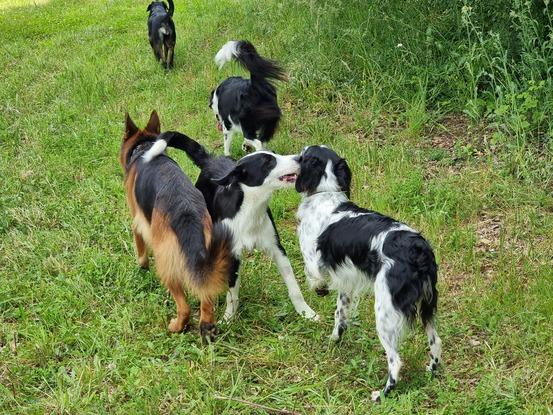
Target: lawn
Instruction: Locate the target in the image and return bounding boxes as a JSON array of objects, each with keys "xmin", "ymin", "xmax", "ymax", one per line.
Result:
[{"xmin": 1, "ymin": 0, "xmax": 552, "ymax": 413}]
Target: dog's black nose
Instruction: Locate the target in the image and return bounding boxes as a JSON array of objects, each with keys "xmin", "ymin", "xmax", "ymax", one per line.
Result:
[{"xmin": 315, "ymin": 286, "xmax": 330, "ymax": 297}]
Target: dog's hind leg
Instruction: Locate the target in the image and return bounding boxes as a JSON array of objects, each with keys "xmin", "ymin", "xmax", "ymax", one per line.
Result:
[
  {"xmin": 372, "ymin": 273, "xmax": 406, "ymax": 402},
  {"xmin": 199, "ymin": 297, "xmax": 217, "ymax": 341},
  {"xmin": 166, "ymin": 47, "xmax": 174, "ymax": 68},
  {"xmin": 425, "ymin": 321, "xmax": 442, "ymax": 372},
  {"xmin": 330, "ymin": 292, "xmax": 353, "ymax": 341},
  {"xmin": 133, "ymin": 230, "xmax": 149, "ymax": 269},
  {"xmin": 166, "ymin": 280, "xmax": 191, "ymax": 333}
]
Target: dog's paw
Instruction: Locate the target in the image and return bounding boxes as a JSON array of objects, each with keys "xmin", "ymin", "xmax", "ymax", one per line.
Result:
[
  {"xmin": 329, "ymin": 332, "xmax": 341, "ymax": 343},
  {"xmin": 426, "ymin": 357, "xmax": 440, "ymax": 373},
  {"xmin": 168, "ymin": 317, "xmax": 187, "ymax": 333},
  {"xmin": 138, "ymin": 256, "xmax": 149, "ymax": 269},
  {"xmin": 315, "ymin": 286, "xmax": 330, "ymax": 297},
  {"xmin": 200, "ymin": 322, "xmax": 217, "ymax": 342},
  {"xmin": 371, "ymin": 390, "xmax": 382, "ymax": 403}
]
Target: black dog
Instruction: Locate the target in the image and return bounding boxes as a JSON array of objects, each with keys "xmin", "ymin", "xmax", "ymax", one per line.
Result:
[
  {"xmin": 147, "ymin": 0, "xmax": 176, "ymax": 68},
  {"xmin": 210, "ymin": 40, "xmax": 286, "ymax": 156}
]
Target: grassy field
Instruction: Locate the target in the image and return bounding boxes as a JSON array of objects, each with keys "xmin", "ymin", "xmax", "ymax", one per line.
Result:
[{"xmin": 1, "ymin": 0, "xmax": 552, "ymax": 413}]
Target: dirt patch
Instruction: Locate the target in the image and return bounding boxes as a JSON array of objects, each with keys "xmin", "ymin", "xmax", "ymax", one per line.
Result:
[
  {"xmin": 439, "ymin": 261, "xmax": 472, "ymax": 297},
  {"xmin": 427, "ymin": 115, "xmax": 492, "ymax": 153},
  {"xmin": 475, "ymin": 213, "xmax": 503, "ymax": 277}
]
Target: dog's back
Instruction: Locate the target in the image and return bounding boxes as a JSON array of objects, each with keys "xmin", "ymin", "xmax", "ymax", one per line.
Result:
[
  {"xmin": 121, "ymin": 112, "xmax": 232, "ymax": 340},
  {"xmin": 146, "ymin": 0, "xmax": 176, "ymax": 68}
]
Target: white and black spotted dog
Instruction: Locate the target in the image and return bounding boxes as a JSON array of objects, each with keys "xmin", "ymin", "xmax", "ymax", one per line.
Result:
[
  {"xmin": 294, "ymin": 145, "xmax": 442, "ymax": 401},
  {"xmin": 142, "ymin": 132, "xmax": 318, "ymax": 322}
]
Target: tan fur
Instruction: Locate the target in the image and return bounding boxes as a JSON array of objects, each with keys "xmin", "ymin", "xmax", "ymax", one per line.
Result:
[{"xmin": 120, "ymin": 111, "xmax": 232, "ymax": 335}]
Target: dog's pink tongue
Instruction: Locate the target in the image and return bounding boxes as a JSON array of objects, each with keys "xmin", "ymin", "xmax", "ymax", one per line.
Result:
[{"xmin": 217, "ymin": 121, "xmax": 223, "ymax": 132}]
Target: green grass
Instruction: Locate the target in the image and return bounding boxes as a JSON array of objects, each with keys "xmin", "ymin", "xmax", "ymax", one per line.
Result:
[{"xmin": 1, "ymin": 0, "xmax": 552, "ymax": 413}]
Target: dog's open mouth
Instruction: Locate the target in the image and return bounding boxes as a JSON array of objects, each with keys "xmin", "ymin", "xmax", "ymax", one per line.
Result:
[{"xmin": 279, "ymin": 173, "xmax": 298, "ymax": 183}]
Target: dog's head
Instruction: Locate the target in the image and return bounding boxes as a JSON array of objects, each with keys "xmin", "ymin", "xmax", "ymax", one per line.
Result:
[
  {"xmin": 212, "ymin": 151, "xmax": 299, "ymax": 193},
  {"xmin": 146, "ymin": 1, "xmax": 168, "ymax": 14},
  {"xmin": 295, "ymin": 145, "xmax": 352, "ymax": 197},
  {"xmin": 120, "ymin": 111, "xmax": 160, "ymax": 170}
]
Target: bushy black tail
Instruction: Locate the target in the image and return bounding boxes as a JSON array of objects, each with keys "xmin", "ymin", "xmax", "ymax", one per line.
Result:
[
  {"xmin": 167, "ymin": 0, "xmax": 174, "ymax": 16},
  {"xmin": 142, "ymin": 131, "xmax": 212, "ymax": 168},
  {"xmin": 420, "ymin": 255, "xmax": 438, "ymax": 327},
  {"xmin": 214, "ymin": 40, "xmax": 286, "ymax": 84}
]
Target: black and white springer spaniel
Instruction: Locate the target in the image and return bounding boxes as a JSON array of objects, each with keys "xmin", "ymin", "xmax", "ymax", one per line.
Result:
[{"xmin": 295, "ymin": 145, "xmax": 442, "ymax": 401}]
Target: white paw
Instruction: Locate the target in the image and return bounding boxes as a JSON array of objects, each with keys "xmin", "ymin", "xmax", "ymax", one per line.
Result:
[
  {"xmin": 329, "ymin": 332, "xmax": 340, "ymax": 342},
  {"xmin": 371, "ymin": 390, "xmax": 381, "ymax": 402},
  {"xmin": 300, "ymin": 308, "xmax": 320, "ymax": 321}
]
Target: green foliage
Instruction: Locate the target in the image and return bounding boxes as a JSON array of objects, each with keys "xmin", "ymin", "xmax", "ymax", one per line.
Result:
[{"xmin": 1, "ymin": 0, "xmax": 552, "ymax": 414}]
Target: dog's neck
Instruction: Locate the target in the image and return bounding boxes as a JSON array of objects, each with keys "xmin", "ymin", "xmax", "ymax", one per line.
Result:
[
  {"xmin": 240, "ymin": 185, "xmax": 273, "ymax": 215},
  {"xmin": 297, "ymin": 190, "xmax": 348, "ymax": 221},
  {"xmin": 127, "ymin": 141, "xmax": 155, "ymax": 168}
]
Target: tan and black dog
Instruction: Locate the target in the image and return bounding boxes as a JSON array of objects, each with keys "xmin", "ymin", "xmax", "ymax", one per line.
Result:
[{"xmin": 120, "ymin": 111, "xmax": 233, "ymax": 340}]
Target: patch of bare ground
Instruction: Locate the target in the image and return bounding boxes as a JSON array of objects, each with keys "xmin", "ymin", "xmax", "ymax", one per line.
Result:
[
  {"xmin": 475, "ymin": 212, "xmax": 503, "ymax": 277},
  {"xmin": 439, "ymin": 261, "xmax": 472, "ymax": 298},
  {"xmin": 426, "ymin": 115, "xmax": 492, "ymax": 154}
]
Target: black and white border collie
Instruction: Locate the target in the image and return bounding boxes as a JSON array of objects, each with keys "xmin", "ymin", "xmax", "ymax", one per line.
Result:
[
  {"xmin": 294, "ymin": 145, "xmax": 442, "ymax": 401},
  {"xmin": 210, "ymin": 40, "xmax": 286, "ymax": 156},
  {"xmin": 143, "ymin": 132, "xmax": 318, "ymax": 322}
]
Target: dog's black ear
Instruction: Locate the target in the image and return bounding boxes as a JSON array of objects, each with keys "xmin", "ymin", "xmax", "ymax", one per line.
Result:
[
  {"xmin": 212, "ymin": 167, "xmax": 243, "ymax": 187},
  {"xmin": 125, "ymin": 113, "xmax": 139, "ymax": 139},
  {"xmin": 146, "ymin": 2, "xmax": 153, "ymax": 12},
  {"xmin": 145, "ymin": 110, "xmax": 161, "ymax": 135},
  {"xmin": 333, "ymin": 158, "xmax": 352, "ymax": 197},
  {"xmin": 162, "ymin": 1, "xmax": 168, "ymax": 11},
  {"xmin": 295, "ymin": 158, "xmax": 323, "ymax": 194}
]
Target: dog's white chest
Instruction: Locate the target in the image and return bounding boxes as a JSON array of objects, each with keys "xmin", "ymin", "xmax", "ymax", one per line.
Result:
[
  {"xmin": 297, "ymin": 192, "xmax": 347, "ymax": 265},
  {"xmin": 223, "ymin": 206, "xmax": 269, "ymax": 255}
]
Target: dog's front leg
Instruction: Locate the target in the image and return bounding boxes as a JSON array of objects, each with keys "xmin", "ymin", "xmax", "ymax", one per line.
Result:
[
  {"xmin": 222, "ymin": 257, "xmax": 241, "ymax": 321},
  {"xmin": 263, "ymin": 238, "xmax": 319, "ymax": 321},
  {"xmin": 223, "ymin": 130, "xmax": 234, "ymax": 156},
  {"xmin": 330, "ymin": 292, "xmax": 352, "ymax": 342}
]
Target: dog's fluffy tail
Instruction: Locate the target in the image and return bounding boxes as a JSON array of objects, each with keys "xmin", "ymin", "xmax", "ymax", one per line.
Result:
[
  {"xmin": 187, "ymin": 221, "xmax": 233, "ymax": 301},
  {"xmin": 167, "ymin": 0, "xmax": 174, "ymax": 16},
  {"xmin": 142, "ymin": 131, "xmax": 212, "ymax": 168},
  {"xmin": 419, "ymin": 248, "xmax": 438, "ymax": 328},
  {"xmin": 214, "ymin": 40, "xmax": 286, "ymax": 83}
]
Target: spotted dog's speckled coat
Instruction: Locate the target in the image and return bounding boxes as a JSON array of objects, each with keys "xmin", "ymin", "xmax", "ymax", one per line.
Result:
[
  {"xmin": 141, "ymin": 132, "xmax": 318, "ymax": 322},
  {"xmin": 295, "ymin": 145, "xmax": 442, "ymax": 401}
]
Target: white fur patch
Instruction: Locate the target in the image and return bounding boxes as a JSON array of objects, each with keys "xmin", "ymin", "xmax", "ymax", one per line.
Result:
[
  {"xmin": 142, "ymin": 139, "xmax": 167, "ymax": 162},
  {"xmin": 214, "ymin": 40, "xmax": 239, "ymax": 69}
]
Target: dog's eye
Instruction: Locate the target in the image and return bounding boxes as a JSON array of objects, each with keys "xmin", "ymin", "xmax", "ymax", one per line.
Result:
[{"xmin": 298, "ymin": 156, "xmax": 303, "ymax": 163}]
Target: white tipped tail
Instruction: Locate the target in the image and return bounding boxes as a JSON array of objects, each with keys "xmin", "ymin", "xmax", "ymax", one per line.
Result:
[
  {"xmin": 142, "ymin": 139, "xmax": 167, "ymax": 162},
  {"xmin": 214, "ymin": 40, "xmax": 239, "ymax": 69}
]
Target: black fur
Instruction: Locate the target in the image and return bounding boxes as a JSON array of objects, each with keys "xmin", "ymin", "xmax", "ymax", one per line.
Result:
[
  {"xmin": 299, "ymin": 146, "xmax": 437, "ymax": 325},
  {"xmin": 131, "ymin": 142, "xmax": 231, "ymax": 279},
  {"xmin": 147, "ymin": 0, "xmax": 176, "ymax": 69},
  {"xmin": 211, "ymin": 41, "xmax": 286, "ymax": 146},
  {"xmin": 155, "ymin": 131, "xmax": 290, "ymax": 287}
]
